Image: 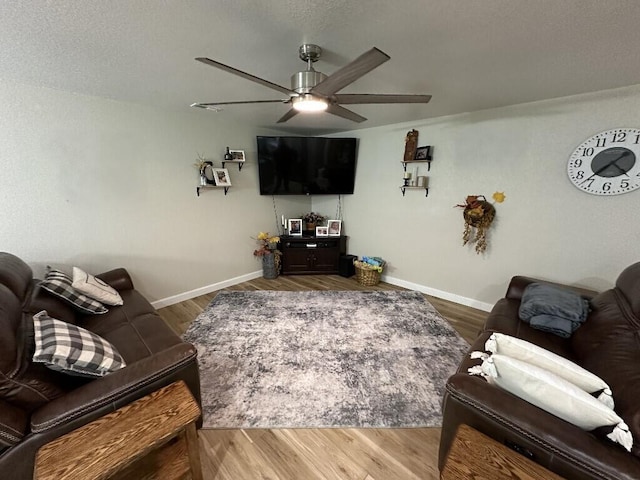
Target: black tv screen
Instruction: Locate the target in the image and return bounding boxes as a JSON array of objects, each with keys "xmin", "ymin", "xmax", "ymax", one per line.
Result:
[{"xmin": 257, "ymin": 136, "xmax": 357, "ymax": 195}]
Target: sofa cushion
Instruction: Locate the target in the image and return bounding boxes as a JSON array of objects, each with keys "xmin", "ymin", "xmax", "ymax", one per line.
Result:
[
  {"xmin": 571, "ymin": 288, "xmax": 640, "ymax": 458},
  {"xmin": 471, "ymin": 353, "xmax": 633, "ymax": 452},
  {"xmin": 39, "ymin": 269, "xmax": 108, "ymax": 315},
  {"xmin": 72, "ymin": 267, "xmax": 123, "ymax": 306},
  {"xmin": 32, "ymin": 311, "xmax": 126, "ymax": 377},
  {"xmin": 615, "ymin": 262, "xmax": 640, "ymax": 317},
  {"xmin": 485, "ymin": 332, "xmax": 613, "ymax": 407}
]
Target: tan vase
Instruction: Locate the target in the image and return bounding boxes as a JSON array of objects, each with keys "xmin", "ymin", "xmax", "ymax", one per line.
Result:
[{"xmin": 306, "ymin": 222, "xmax": 316, "ymax": 232}]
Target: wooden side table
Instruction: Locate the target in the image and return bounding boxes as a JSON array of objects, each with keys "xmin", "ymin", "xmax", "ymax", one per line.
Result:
[
  {"xmin": 34, "ymin": 381, "xmax": 202, "ymax": 480},
  {"xmin": 441, "ymin": 424, "xmax": 565, "ymax": 480}
]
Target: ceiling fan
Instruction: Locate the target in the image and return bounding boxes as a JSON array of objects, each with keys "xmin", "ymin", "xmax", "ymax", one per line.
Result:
[{"xmin": 191, "ymin": 44, "xmax": 431, "ymax": 123}]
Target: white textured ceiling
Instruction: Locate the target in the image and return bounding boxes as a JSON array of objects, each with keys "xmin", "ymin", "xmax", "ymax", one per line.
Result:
[{"xmin": 2, "ymin": 1, "xmax": 640, "ymax": 135}]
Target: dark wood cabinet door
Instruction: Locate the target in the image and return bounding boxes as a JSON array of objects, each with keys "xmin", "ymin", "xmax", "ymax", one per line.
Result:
[{"xmin": 280, "ymin": 236, "xmax": 346, "ymax": 275}]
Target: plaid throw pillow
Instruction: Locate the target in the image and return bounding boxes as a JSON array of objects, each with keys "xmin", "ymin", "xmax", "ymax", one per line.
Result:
[
  {"xmin": 39, "ymin": 268, "xmax": 108, "ymax": 314},
  {"xmin": 32, "ymin": 311, "xmax": 126, "ymax": 377}
]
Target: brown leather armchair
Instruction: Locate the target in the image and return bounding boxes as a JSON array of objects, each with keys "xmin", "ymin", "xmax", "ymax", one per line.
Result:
[
  {"xmin": 0, "ymin": 252, "xmax": 201, "ymax": 479},
  {"xmin": 439, "ymin": 263, "xmax": 640, "ymax": 480}
]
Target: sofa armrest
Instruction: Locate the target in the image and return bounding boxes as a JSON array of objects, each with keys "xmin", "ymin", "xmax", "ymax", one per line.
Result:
[
  {"xmin": 441, "ymin": 373, "xmax": 640, "ymax": 480},
  {"xmin": 506, "ymin": 275, "xmax": 598, "ymax": 301},
  {"xmin": 30, "ymin": 342, "xmax": 197, "ymax": 433},
  {"xmin": 0, "ymin": 399, "xmax": 27, "ymax": 448},
  {"xmin": 95, "ymin": 268, "xmax": 134, "ymax": 292}
]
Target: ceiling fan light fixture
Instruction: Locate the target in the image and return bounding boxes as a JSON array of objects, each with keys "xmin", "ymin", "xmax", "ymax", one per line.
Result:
[{"xmin": 292, "ymin": 94, "xmax": 328, "ymax": 112}]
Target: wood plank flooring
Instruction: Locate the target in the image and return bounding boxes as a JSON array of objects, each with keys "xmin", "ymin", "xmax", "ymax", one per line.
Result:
[{"xmin": 158, "ymin": 275, "xmax": 489, "ymax": 480}]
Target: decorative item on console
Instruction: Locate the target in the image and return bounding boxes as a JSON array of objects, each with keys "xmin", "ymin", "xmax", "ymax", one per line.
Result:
[
  {"xmin": 253, "ymin": 232, "xmax": 281, "ymax": 279},
  {"xmin": 288, "ymin": 219, "xmax": 302, "ymax": 236},
  {"xmin": 327, "ymin": 219, "xmax": 342, "ymax": 237},
  {"xmin": 455, "ymin": 192, "xmax": 505, "ymax": 254},
  {"xmin": 301, "ymin": 212, "xmax": 326, "ymax": 233}
]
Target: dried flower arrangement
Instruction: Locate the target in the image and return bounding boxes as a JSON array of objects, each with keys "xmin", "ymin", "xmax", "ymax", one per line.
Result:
[
  {"xmin": 455, "ymin": 192, "xmax": 505, "ymax": 254},
  {"xmin": 300, "ymin": 212, "xmax": 325, "ymax": 225},
  {"xmin": 253, "ymin": 232, "xmax": 281, "ymax": 257}
]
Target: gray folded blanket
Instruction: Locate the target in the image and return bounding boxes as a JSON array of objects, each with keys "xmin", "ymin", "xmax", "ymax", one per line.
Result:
[{"xmin": 519, "ymin": 283, "xmax": 590, "ymax": 338}]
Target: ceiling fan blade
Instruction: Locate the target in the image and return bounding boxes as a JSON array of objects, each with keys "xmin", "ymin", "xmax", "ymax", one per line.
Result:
[
  {"xmin": 311, "ymin": 47, "xmax": 390, "ymax": 97},
  {"xmin": 191, "ymin": 99, "xmax": 290, "ymax": 108},
  {"xmin": 195, "ymin": 57, "xmax": 295, "ymax": 96},
  {"xmin": 326, "ymin": 104, "xmax": 367, "ymax": 123},
  {"xmin": 191, "ymin": 100, "xmax": 289, "ymax": 109},
  {"xmin": 276, "ymin": 108, "xmax": 299, "ymax": 123},
  {"xmin": 334, "ymin": 94, "xmax": 432, "ymax": 104}
]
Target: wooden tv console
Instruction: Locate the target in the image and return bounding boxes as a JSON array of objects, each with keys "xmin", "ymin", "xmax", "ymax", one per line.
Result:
[{"xmin": 280, "ymin": 235, "xmax": 347, "ymax": 275}]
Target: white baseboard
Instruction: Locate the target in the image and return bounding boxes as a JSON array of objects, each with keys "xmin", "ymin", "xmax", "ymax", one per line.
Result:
[
  {"xmin": 152, "ymin": 271, "xmax": 494, "ymax": 312},
  {"xmin": 151, "ymin": 270, "xmax": 263, "ymax": 309},
  {"xmin": 382, "ymin": 275, "xmax": 494, "ymax": 312}
]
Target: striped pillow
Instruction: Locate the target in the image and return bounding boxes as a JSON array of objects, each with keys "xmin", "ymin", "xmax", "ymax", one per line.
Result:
[{"xmin": 39, "ymin": 268, "xmax": 108, "ymax": 314}]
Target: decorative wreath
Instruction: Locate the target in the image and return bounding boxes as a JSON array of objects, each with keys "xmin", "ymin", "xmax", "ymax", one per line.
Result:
[{"xmin": 456, "ymin": 195, "xmax": 497, "ymax": 254}]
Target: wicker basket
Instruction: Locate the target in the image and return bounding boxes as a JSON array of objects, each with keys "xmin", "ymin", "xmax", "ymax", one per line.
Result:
[{"xmin": 354, "ymin": 261, "xmax": 384, "ymax": 286}]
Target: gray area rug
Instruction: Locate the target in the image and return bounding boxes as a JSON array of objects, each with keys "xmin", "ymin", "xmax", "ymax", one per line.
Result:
[{"xmin": 182, "ymin": 290, "xmax": 469, "ymax": 429}]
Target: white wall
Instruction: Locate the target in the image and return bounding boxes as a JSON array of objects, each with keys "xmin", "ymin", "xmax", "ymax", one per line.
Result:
[
  {"xmin": 3, "ymin": 80, "xmax": 639, "ymax": 310},
  {"xmin": 314, "ymin": 84, "xmax": 640, "ymax": 309},
  {"xmin": 0, "ymin": 80, "xmax": 309, "ymax": 303}
]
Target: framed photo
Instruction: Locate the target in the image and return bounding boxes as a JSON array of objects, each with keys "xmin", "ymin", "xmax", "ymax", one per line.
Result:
[
  {"xmin": 327, "ymin": 220, "xmax": 342, "ymax": 237},
  {"xmin": 315, "ymin": 226, "xmax": 329, "ymax": 237},
  {"xmin": 213, "ymin": 168, "xmax": 232, "ymax": 187},
  {"xmin": 288, "ymin": 219, "xmax": 302, "ymax": 236},
  {"xmin": 229, "ymin": 149, "xmax": 245, "ymax": 162},
  {"xmin": 414, "ymin": 146, "xmax": 431, "ymax": 161}
]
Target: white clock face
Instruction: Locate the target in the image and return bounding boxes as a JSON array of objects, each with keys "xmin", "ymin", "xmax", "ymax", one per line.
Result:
[{"xmin": 567, "ymin": 128, "xmax": 640, "ymax": 195}]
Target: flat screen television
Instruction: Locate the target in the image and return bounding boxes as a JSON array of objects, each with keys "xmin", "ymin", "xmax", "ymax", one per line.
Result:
[{"xmin": 257, "ymin": 136, "xmax": 357, "ymax": 195}]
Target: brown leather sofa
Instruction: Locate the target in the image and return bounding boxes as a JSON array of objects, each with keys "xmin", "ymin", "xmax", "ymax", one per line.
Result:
[
  {"xmin": 0, "ymin": 252, "xmax": 201, "ymax": 479},
  {"xmin": 439, "ymin": 262, "xmax": 640, "ymax": 480}
]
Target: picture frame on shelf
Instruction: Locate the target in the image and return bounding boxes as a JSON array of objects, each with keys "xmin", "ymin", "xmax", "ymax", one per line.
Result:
[
  {"xmin": 327, "ymin": 220, "xmax": 342, "ymax": 236},
  {"xmin": 288, "ymin": 219, "xmax": 302, "ymax": 236},
  {"xmin": 213, "ymin": 168, "xmax": 232, "ymax": 187},
  {"xmin": 229, "ymin": 150, "xmax": 245, "ymax": 162},
  {"xmin": 414, "ymin": 146, "xmax": 431, "ymax": 160},
  {"xmin": 315, "ymin": 226, "xmax": 329, "ymax": 237}
]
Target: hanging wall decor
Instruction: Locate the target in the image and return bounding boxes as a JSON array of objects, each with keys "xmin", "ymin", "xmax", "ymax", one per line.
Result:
[
  {"xmin": 455, "ymin": 192, "xmax": 505, "ymax": 254},
  {"xmin": 403, "ymin": 129, "xmax": 419, "ymax": 162}
]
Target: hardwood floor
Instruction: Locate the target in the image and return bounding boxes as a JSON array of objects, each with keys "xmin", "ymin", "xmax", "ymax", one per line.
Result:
[{"xmin": 158, "ymin": 275, "xmax": 489, "ymax": 480}]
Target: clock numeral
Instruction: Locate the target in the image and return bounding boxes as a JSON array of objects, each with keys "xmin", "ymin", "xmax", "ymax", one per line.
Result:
[
  {"xmin": 612, "ymin": 132, "xmax": 627, "ymax": 142},
  {"xmin": 575, "ymin": 170, "xmax": 584, "ymax": 179},
  {"xmin": 573, "ymin": 159, "xmax": 583, "ymax": 168},
  {"xmin": 635, "ymin": 134, "xmax": 640, "ymax": 144},
  {"xmin": 596, "ymin": 138, "xmax": 606, "ymax": 147},
  {"xmin": 621, "ymin": 179, "xmax": 630, "ymax": 189},
  {"xmin": 582, "ymin": 147, "xmax": 595, "ymax": 156},
  {"xmin": 584, "ymin": 178, "xmax": 595, "ymax": 187},
  {"xmin": 602, "ymin": 182, "xmax": 612, "ymax": 192}
]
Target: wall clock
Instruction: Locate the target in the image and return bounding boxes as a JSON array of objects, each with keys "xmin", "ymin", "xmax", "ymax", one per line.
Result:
[{"xmin": 567, "ymin": 128, "xmax": 640, "ymax": 195}]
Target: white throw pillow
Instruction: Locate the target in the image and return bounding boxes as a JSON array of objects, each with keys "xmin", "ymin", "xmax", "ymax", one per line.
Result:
[
  {"xmin": 484, "ymin": 332, "xmax": 614, "ymax": 409},
  {"xmin": 469, "ymin": 353, "xmax": 632, "ymax": 452},
  {"xmin": 72, "ymin": 267, "xmax": 123, "ymax": 306}
]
